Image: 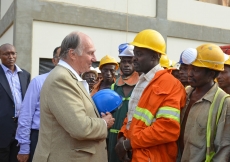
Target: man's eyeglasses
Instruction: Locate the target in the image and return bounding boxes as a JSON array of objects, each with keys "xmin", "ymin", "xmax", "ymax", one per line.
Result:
[{"xmin": 1, "ymin": 52, "xmax": 17, "ymax": 57}]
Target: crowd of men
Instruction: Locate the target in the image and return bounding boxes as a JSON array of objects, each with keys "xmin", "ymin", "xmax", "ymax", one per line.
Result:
[{"xmin": 0, "ymin": 29, "xmax": 230, "ymax": 162}]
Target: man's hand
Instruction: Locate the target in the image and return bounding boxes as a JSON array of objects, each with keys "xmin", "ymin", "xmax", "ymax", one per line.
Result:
[
  {"xmin": 101, "ymin": 112, "xmax": 115, "ymax": 129},
  {"xmin": 115, "ymin": 137, "xmax": 131, "ymax": 161},
  {"xmin": 17, "ymin": 154, "xmax": 29, "ymax": 162}
]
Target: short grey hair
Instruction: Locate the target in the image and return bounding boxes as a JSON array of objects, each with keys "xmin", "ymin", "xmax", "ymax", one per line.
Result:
[{"xmin": 59, "ymin": 32, "xmax": 83, "ymax": 59}]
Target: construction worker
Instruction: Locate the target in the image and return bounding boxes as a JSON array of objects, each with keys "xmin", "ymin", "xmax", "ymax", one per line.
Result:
[
  {"xmin": 95, "ymin": 67, "xmax": 102, "ymax": 81},
  {"xmin": 169, "ymin": 60, "xmax": 180, "ymax": 80},
  {"xmin": 217, "ymin": 55, "xmax": 230, "ymax": 94},
  {"xmin": 178, "ymin": 44, "xmax": 230, "ymax": 161},
  {"xmin": 178, "ymin": 48, "xmax": 197, "ymax": 87},
  {"xmin": 81, "ymin": 67, "xmax": 98, "ymax": 92},
  {"xmin": 108, "ymin": 43, "xmax": 139, "ymax": 162},
  {"xmin": 115, "ymin": 29, "xmax": 186, "ymax": 162},
  {"xmin": 91, "ymin": 55, "xmax": 119, "ymax": 96}
]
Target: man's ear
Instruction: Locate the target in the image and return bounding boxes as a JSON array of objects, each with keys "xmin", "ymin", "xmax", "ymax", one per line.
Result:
[
  {"xmin": 68, "ymin": 49, "xmax": 76, "ymax": 60},
  {"xmin": 151, "ymin": 53, "xmax": 160, "ymax": 61},
  {"xmin": 207, "ymin": 70, "xmax": 216, "ymax": 80},
  {"xmin": 52, "ymin": 58, "xmax": 55, "ymax": 64}
]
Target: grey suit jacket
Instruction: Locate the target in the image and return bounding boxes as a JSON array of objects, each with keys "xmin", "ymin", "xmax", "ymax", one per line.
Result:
[{"xmin": 33, "ymin": 65, "xmax": 108, "ymax": 162}]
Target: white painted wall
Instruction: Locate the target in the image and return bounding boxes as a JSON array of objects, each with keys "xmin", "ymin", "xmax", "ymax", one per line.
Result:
[
  {"xmin": 168, "ymin": 0, "xmax": 230, "ymax": 30},
  {"xmin": 32, "ymin": 21, "xmax": 136, "ymax": 79},
  {"xmin": 0, "ymin": 24, "xmax": 13, "ymax": 45},
  {"xmin": 1, "ymin": 0, "xmax": 13, "ymax": 19},
  {"xmin": 167, "ymin": 37, "xmax": 227, "ymax": 62},
  {"xmin": 42, "ymin": 0, "xmax": 156, "ymax": 17}
]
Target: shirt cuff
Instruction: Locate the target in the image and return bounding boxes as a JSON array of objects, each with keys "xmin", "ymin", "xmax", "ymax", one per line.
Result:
[
  {"xmin": 19, "ymin": 143, "xmax": 30, "ymax": 154},
  {"xmin": 102, "ymin": 119, "xmax": 107, "ymax": 127}
]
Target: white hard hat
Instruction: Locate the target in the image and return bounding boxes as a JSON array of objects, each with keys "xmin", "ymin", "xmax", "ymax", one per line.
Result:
[
  {"xmin": 181, "ymin": 48, "xmax": 197, "ymax": 65},
  {"xmin": 118, "ymin": 43, "xmax": 134, "ymax": 57}
]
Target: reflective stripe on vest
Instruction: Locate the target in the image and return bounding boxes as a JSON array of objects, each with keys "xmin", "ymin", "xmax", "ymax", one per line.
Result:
[
  {"xmin": 111, "ymin": 83, "xmax": 115, "ymax": 90},
  {"xmin": 205, "ymin": 88, "xmax": 230, "ymax": 162},
  {"xmin": 110, "ymin": 129, "xmax": 120, "ymax": 133},
  {"xmin": 156, "ymin": 107, "xmax": 180, "ymax": 123},
  {"xmin": 123, "ymin": 97, "xmax": 130, "ymax": 101},
  {"xmin": 133, "ymin": 106, "xmax": 180, "ymax": 126},
  {"xmin": 111, "ymin": 83, "xmax": 130, "ymax": 101},
  {"xmin": 133, "ymin": 107, "xmax": 155, "ymax": 126}
]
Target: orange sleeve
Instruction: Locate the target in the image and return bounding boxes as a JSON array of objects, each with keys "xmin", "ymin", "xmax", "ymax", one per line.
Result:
[
  {"xmin": 130, "ymin": 117, "xmax": 180, "ymax": 148},
  {"xmin": 118, "ymin": 116, "xmax": 128, "ymax": 139}
]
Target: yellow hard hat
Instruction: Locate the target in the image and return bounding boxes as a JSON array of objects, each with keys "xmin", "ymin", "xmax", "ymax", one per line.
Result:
[
  {"xmin": 160, "ymin": 54, "xmax": 170, "ymax": 68},
  {"xmin": 192, "ymin": 44, "xmax": 225, "ymax": 71},
  {"xmin": 130, "ymin": 29, "xmax": 166, "ymax": 55},
  {"xmin": 99, "ymin": 55, "xmax": 119, "ymax": 70}
]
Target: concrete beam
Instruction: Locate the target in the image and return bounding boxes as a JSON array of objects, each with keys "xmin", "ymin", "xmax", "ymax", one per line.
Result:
[
  {"xmin": 0, "ymin": 1, "xmax": 14, "ymax": 37},
  {"xmin": 168, "ymin": 21, "xmax": 230, "ymax": 43},
  {"xmin": 32, "ymin": 0, "xmax": 156, "ymax": 33}
]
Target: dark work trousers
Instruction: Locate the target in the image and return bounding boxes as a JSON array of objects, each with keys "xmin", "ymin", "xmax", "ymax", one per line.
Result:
[
  {"xmin": 0, "ymin": 137, "xmax": 19, "ymax": 162},
  {"xmin": 28, "ymin": 129, "xmax": 39, "ymax": 162}
]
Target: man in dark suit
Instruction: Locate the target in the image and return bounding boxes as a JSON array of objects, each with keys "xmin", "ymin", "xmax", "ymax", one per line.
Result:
[{"xmin": 0, "ymin": 43, "xmax": 30, "ymax": 162}]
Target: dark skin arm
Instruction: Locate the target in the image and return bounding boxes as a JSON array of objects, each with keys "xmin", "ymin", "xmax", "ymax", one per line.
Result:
[
  {"xmin": 122, "ymin": 85, "xmax": 134, "ymax": 97},
  {"xmin": 115, "ymin": 136, "xmax": 132, "ymax": 162},
  {"xmin": 17, "ymin": 154, "xmax": 29, "ymax": 162}
]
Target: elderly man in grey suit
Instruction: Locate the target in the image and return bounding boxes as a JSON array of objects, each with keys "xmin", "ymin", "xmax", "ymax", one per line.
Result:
[{"xmin": 33, "ymin": 31, "xmax": 115, "ymax": 162}]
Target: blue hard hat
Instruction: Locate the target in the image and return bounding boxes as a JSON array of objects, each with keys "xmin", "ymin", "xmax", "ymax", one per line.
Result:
[
  {"xmin": 92, "ymin": 89, "xmax": 123, "ymax": 115},
  {"xmin": 178, "ymin": 51, "xmax": 184, "ymax": 64}
]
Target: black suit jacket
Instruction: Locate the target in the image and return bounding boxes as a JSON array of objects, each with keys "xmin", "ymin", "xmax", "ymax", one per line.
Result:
[{"xmin": 0, "ymin": 65, "xmax": 30, "ymax": 148}]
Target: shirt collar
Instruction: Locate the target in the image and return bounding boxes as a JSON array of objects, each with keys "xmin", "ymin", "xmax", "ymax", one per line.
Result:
[
  {"xmin": 202, "ymin": 83, "xmax": 219, "ymax": 102},
  {"xmin": 186, "ymin": 83, "xmax": 219, "ymax": 103},
  {"xmin": 1, "ymin": 64, "xmax": 22, "ymax": 73},
  {"xmin": 139, "ymin": 64, "xmax": 163, "ymax": 82},
  {"xmin": 58, "ymin": 60, "xmax": 83, "ymax": 81}
]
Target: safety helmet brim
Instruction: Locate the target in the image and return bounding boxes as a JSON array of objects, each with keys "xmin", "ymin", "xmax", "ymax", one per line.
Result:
[{"xmin": 130, "ymin": 42, "xmax": 166, "ymax": 55}]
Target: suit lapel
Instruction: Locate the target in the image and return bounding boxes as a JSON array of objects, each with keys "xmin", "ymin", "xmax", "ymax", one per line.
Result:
[
  {"xmin": 66, "ymin": 68, "xmax": 100, "ymax": 117},
  {"xmin": 0, "ymin": 66, "xmax": 14, "ymax": 101},
  {"xmin": 18, "ymin": 71, "xmax": 26, "ymax": 99},
  {"xmin": 76, "ymin": 82, "xmax": 100, "ymax": 116}
]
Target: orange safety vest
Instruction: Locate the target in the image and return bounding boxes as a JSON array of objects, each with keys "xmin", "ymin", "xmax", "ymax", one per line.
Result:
[{"xmin": 129, "ymin": 70, "xmax": 186, "ymax": 162}]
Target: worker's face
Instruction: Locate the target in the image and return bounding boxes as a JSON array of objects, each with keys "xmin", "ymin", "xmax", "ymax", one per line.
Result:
[
  {"xmin": 217, "ymin": 65, "xmax": 230, "ymax": 90},
  {"xmin": 179, "ymin": 64, "xmax": 189, "ymax": 86},
  {"xmin": 0, "ymin": 44, "xmax": 17, "ymax": 69},
  {"xmin": 188, "ymin": 65, "xmax": 211, "ymax": 87},
  {"xmin": 52, "ymin": 48, "xmax": 61, "ymax": 66},
  {"xmin": 97, "ymin": 73, "xmax": 102, "ymax": 81},
  {"xmin": 120, "ymin": 56, "xmax": 134, "ymax": 77},
  {"xmin": 101, "ymin": 64, "xmax": 116, "ymax": 82},
  {"xmin": 172, "ymin": 70, "xmax": 180, "ymax": 80},
  {"xmin": 83, "ymin": 72, "xmax": 97, "ymax": 88},
  {"xmin": 133, "ymin": 47, "xmax": 155, "ymax": 74}
]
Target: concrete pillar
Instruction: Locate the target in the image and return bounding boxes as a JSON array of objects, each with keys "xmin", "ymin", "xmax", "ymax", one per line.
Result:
[{"xmin": 13, "ymin": 0, "xmax": 33, "ymax": 72}]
